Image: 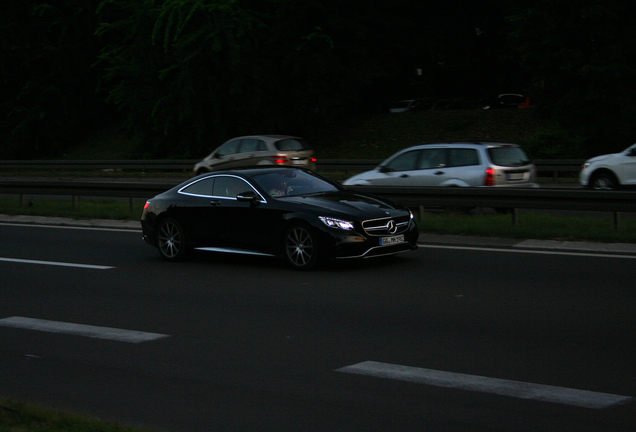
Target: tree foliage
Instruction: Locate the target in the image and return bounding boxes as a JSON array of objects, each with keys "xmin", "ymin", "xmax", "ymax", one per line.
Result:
[
  {"xmin": 509, "ymin": 0, "xmax": 636, "ymax": 152},
  {"xmin": 1, "ymin": 0, "xmax": 635, "ymax": 158},
  {"xmin": 1, "ymin": 1, "xmax": 109, "ymax": 158}
]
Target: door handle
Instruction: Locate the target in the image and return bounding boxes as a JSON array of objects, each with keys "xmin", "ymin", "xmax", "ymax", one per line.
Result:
[
  {"xmin": 210, "ymin": 200, "xmax": 221, "ymax": 206},
  {"xmin": 400, "ymin": 174, "xmax": 409, "ymax": 178},
  {"xmin": 434, "ymin": 171, "xmax": 445, "ymax": 175}
]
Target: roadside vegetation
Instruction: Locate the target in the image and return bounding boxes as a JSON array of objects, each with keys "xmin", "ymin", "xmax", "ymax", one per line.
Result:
[{"xmin": 0, "ymin": 399, "xmax": 153, "ymax": 432}]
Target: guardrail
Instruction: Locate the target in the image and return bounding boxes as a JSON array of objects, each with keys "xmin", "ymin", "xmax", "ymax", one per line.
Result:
[
  {"xmin": 0, "ymin": 159, "xmax": 584, "ymax": 178},
  {"xmin": 0, "ymin": 178, "xmax": 177, "ymax": 213},
  {"xmin": 346, "ymin": 185, "xmax": 636, "ymax": 229},
  {"xmin": 2, "ymin": 178, "xmax": 635, "ymax": 229}
]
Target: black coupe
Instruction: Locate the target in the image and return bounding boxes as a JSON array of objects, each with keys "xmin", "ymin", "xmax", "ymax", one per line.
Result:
[{"xmin": 141, "ymin": 167, "xmax": 419, "ymax": 269}]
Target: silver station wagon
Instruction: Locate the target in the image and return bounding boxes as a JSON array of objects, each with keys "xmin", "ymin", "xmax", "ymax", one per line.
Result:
[{"xmin": 343, "ymin": 142, "xmax": 538, "ymax": 188}]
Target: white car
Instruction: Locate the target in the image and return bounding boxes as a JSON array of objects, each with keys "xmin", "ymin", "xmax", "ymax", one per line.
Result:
[
  {"xmin": 343, "ymin": 142, "xmax": 538, "ymax": 188},
  {"xmin": 580, "ymin": 143, "xmax": 636, "ymax": 190}
]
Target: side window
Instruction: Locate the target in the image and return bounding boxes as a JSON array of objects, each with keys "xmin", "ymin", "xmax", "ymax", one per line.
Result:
[
  {"xmin": 213, "ymin": 176, "xmax": 254, "ymax": 198},
  {"xmin": 180, "ymin": 177, "xmax": 215, "ymax": 197},
  {"xmin": 418, "ymin": 149, "xmax": 447, "ymax": 169},
  {"xmin": 216, "ymin": 139, "xmax": 241, "ymax": 157},
  {"xmin": 448, "ymin": 148, "xmax": 479, "ymax": 167},
  {"xmin": 385, "ymin": 150, "xmax": 420, "ymax": 171},
  {"xmin": 239, "ymin": 139, "xmax": 264, "ymax": 153}
]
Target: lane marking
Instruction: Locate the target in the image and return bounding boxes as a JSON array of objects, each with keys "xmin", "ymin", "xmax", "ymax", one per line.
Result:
[
  {"xmin": 0, "ymin": 257, "xmax": 114, "ymax": 269},
  {"xmin": 0, "ymin": 316, "xmax": 169, "ymax": 343},
  {"xmin": 419, "ymin": 244, "xmax": 636, "ymax": 260},
  {"xmin": 336, "ymin": 361, "xmax": 634, "ymax": 409}
]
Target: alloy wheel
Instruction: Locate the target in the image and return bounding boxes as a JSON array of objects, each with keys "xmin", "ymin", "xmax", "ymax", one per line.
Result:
[
  {"xmin": 285, "ymin": 225, "xmax": 317, "ymax": 269},
  {"xmin": 157, "ymin": 218, "xmax": 186, "ymax": 260}
]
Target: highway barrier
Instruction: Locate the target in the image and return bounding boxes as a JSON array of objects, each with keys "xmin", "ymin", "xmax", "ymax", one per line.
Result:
[
  {"xmin": 0, "ymin": 159, "xmax": 584, "ymax": 178},
  {"xmin": 2, "ymin": 178, "xmax": 635, "ymax": 230}
]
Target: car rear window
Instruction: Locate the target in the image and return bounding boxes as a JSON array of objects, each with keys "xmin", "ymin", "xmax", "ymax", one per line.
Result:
[
  {"xmin": 275, "ymin": 139, "xmax": 311, "ymax": 151},
  {"xmin": 487, "ymin": 146, "xmax": 531, "ymax": 167}
]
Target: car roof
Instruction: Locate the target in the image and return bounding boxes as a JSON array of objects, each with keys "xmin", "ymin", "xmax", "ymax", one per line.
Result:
[
  {"xmin": 175, "ymin": 166, "xmax": 313, "ymax": 190},
  {"xmin": 229, "ymin": 134, "xmax": 302, "ymax": 141},
  {"xmin": 194, "ymin": 165, "xmax": 312, "ymax": 178},
  {"xmin": 400, "ymin": 141, "xmax": 520, "ymax": 150}
]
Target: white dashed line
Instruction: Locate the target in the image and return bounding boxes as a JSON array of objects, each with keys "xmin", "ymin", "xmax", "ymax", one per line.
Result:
[
  {"xmin": 0, "ymin": 316, "xmax": 169, "ymax": 343},
  {"xmin": 0, "ymin": 257, "xmax": 114, "ymax": 269},
  {"xmin": 337, "ymin": 361, "xmax": 633, "ymax": 409}
]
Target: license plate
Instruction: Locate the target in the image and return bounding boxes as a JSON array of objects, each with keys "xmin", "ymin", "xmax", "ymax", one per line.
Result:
[
  {"xmin": 507, "ymin": 173, "xmax": 525, "ymax": 181},
  {"xmin": 380, "ymin": 234, "xmax": 404, "ymax": 245},
  {"xmin": 291, "ymin": 159, "xmax": 307, "ymax": 165}
]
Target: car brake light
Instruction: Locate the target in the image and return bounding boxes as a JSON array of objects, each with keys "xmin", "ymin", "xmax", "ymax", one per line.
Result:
[
  {"xmin": 271, "ymin": 156, "xmax": 289, "ymax": 164},
  {"xmin": 484, "ymin": 167, "xmax": 495, "ymax": 186},
  {"xmin": 144, "ymin": 201, "xmax": 151, "ymax": 210},
  {"xmin": 310, "ymin": 155, "xmax": 317, "ymax": 162}
]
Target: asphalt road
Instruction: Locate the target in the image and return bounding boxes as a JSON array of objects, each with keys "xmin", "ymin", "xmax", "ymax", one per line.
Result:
[{"xmin": 1, "ymin": 219, "xmax": 635, "ymax": 432}]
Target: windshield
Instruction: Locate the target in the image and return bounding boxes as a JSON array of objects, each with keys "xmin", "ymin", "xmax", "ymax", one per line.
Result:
[
  {"xmin": 487, "ymin": 146, "xmax": 531, "ymax": 167},
  {"xmin": 253, "ymin": 169, "xmax": 339, "ymax": 198}
]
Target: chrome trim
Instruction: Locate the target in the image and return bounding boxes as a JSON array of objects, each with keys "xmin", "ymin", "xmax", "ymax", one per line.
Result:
[
  {"xmin": 335, "ymin": 241, "xmax": 413, "ymax": 260},
  {"xmin": 194, "ymin": 247, "xmax": 275, "ymax": 257},
  {"xmin": 178, "ymin": 174, "xmax": 267, "ymax": 202},
  {"xmin": 362, "ymin": 216, "xmax": 411, "ymax": 236}
]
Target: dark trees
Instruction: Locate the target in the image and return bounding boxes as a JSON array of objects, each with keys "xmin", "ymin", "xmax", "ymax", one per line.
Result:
[{"xmin": 1, "ymin": 0, "xmax": 634, "ymax": 158}]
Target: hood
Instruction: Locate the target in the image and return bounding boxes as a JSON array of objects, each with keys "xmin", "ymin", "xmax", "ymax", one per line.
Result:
[
  {"xmin": 341, "ymin": 169, "xmax": 381, "ymax": 185},
  {"xmin": 586, "ymin": 153, "xmax": 617, "ymax": 164},
  {"xmin": 283, "ymin": 191, "xmax": 405, "ymax": 219}
]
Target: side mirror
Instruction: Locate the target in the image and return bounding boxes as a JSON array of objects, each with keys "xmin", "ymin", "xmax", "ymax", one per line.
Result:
[
  {"xmin": 379, "ymin": 166, "xmax": 391, "ymax": 173},
  {"xmin": 627, "ymin": 148, "xmax": 636, "ymax": 157},
  {"xmin": 236, "ymin": 191, "xmax": 260, "ymax": 202}
]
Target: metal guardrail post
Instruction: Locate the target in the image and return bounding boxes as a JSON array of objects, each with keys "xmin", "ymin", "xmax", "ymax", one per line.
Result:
[
  {"xmin": 614, "ymin": 212, "xmax": 622, "ymax": 231},
  {"xmin": 512, "ymin": 208, "xmax": 519, "ymax": 226}
]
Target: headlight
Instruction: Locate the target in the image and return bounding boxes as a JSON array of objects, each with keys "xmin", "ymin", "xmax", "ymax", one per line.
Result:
[
  {"xmin": 583, "ymin": 162, "xmax": 590, "ymax": 169},
  {"xmin": 318, "ymin": 216, "xmax": 355, "ymax": 230}
]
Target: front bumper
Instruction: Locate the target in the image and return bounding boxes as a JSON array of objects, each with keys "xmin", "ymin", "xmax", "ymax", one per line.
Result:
[{"xmin": 324, "ymin": 221, "xmax": 419, "ymax": 260}]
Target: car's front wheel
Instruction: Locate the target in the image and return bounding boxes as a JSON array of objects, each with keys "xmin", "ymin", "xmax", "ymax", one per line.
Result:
[
  {"xmin": 156, "ymin": 218, "xmax": 188, "ymax": 261},
  {"xmin": 284, "ymin": 223, "xmax": 319, "ymax": 270},
  {"xmin": 590, "ymin": 171, "xmax": 618, "ymax": 190}
]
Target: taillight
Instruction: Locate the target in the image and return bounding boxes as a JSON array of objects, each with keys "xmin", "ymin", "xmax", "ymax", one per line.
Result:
[
  {"xmin": 271, "ymin": 156, "xmax": 289, "ymax": 164},
  {"xmin": 143, "ymin": 201, "xmax": 151, "ymax": 210},
  {"xmin": 310, "ymin": 155, "xmax": 317, "ymax": 163},
  {"xmin": 484, "ymin": 167, "xmax": 495, "ymax": 186}
]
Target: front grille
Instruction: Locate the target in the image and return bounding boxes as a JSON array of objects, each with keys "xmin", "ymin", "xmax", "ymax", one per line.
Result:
[{"xmin": 362, "ymin": 215, "xmax": 410, "ymax": 236}]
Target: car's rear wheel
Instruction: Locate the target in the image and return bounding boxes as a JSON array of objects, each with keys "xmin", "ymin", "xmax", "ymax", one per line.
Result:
[
  {"xmin": 590, "ymin": 171, "xmax": 618, "ymax": 190},
  {"xmin": 157, "ymin": 218, "xmax": 187, "ymax": 261},
  {"xmin": 284, "ymin": 223, "xmax": 319, "ymax": 270}
]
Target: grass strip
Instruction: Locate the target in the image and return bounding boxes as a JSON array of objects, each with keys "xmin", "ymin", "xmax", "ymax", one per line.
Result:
[
  {"xmin": 0, "ymin": 399, "xmax": 152, "ymax": 432},
  {"xmin": 418, "ymin": 210, "xmax": 636, "ymax": 243},
  {"xmin": 0, "ymin": 197, "xmax": 144, "ymax": 221}
]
